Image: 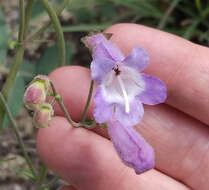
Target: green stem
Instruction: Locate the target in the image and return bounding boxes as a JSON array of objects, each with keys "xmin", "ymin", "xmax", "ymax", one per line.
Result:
[
  {"xmin": 81, "ymin": 80, "xmax": 94, "ymax": 122},
  {"xmin": 18, "ymin": 0, "xmax": 25, "ymax": 42},
  {"xmin": 195, "ymin": 0, "xmax": 202, "ymax": 13},
  {"xmin": 158, "ymin": 0, "xmax": 180, "ymax": 29},
  {"xmin": 37, "ymin": 164, "xmax": 48, "ymax": 190},
  {"xmin": 39, "ymin": 0, "xmax": 66, "ymax": 66},
  {"xmin": 0, "ymin": 0, "xmax": 25, "ymax": 126},
  {"xmin": 50, "ymin": 81, "xmax": 96, "ymax": 129},
  {"xmin": 0, "ymin": 0, "xmax": 34, "ymax": 127},
  {"xmin": 42, "ymin": 175, "xmax": 60, "ymax": 189},
  {"xmin": 61, "ymin": 23, "xmax": 111, "ymax": 32},
  {"xmin": 27, "ymin": 0, "xmax": 69, "ymax": 42},
  {"xmin": 24, "ymin": 0, "xmax": 35, "ymax": 37},
  {"xmin": 50, "ymin": 81, "xmax": 79, "ymax": 127},
  {"xmin": 0, "ymin": 93, "xmax": 37, "ymax": 178}
]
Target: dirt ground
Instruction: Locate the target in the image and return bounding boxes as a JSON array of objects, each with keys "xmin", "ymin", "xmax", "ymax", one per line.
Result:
[{"xmin": 0, "ymin": 1, "xmax": 69, "ymax": 189}]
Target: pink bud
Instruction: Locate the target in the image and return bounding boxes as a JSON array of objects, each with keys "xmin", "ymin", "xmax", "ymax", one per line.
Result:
[
  {"xmin": 33, "ymin": 103, "xmax": 54, "ymax": 128},
  {"xmin": 24, "ymin": 75, "xmax": 50, "ymax": 110}
]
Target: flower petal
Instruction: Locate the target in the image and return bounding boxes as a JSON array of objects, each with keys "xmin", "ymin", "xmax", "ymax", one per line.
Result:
[
  {"xmin": 123, "ymin": 46, "xmax": 149, "ymax": 71},
  {"xmin": 115, "ymin": 98, "xmax": 144, "ymax": 127},
  {"xmin": 94, "ymin": 86, "xmax": 114, "ymax": 123},
  {"xmin": 108, "ymin": 119, "xmax": 155, "ymax": 174},
  {"xmin": 91, "ymin": 58, "xmax": 115, "ymax": 83},
  {"xmin": 93, "ymin": 40, "xmax": 124, "ymax": 62},
  {"xmin": 88, "ymin": 33, "xmax": 107, "ymax": 48},
  {"xmin": 139, "ymin": 73, "xmax": 167, "ymax": 105}
]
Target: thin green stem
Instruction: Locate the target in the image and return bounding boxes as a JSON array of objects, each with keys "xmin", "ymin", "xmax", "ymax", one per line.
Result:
[
  {"xmin": 183, "ymin": 19, "xmax": 200, "ymax": 39},
  {"xmin": 158, "ymin": 0, "xmax": 180, "ymax": 29},
  {"xmin": 50, "ymin": 81, "xmax": 78, "ymax": 127},
  {"xmin": 0, "ymin": 0, "xmax": 25, "ymax": 126},
  {"xmin": 24, "ymin": 0, "xmax": 35, "ymax": 37},
  {"xmin": 202, "ymin": 7, "xmax": 209, "ymax": 18},
  {"xmin": 50, "ymin": 81, "xmax": 96, "ymax": 129},
  {"xmin": 0, "ymin": 93, "xmax": 37, "ymax": 178},
  {"xmin": 37, "ymin": 164, "xmax": 48, "ymax": 190},
  {"xmin": 81, "ymin": 80, "xmax": 94, "ymax": 122},
  {"xmin": 195, "ymin": 0, "xmax": 202, "ymax": 13},
  {"xmin": 42, "ymin": 175, "xmax": 60, "ymax": 189},
  {"xmin": 18, "ymin": 0, "xmax": 25, "ymax": 42},
  {"xmin": 27, "ymin": 0, "xmax": 70, "ymax": 42},
  {"xmin": 61, "ymin": 23, "xmax": 111, "ymax": 32},
  {"xmin": 39, "ymin": 0, "xmax": 66, "ymax": 66},
  {"xmin": 0, "ymin": 0, "xmax": 34, "ymax": 127}
]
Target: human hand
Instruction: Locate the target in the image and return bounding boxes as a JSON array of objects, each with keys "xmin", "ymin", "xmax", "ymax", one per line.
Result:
[{"xmin": 36, "ymin": 23, "xmax": 209, "ymax": 190}]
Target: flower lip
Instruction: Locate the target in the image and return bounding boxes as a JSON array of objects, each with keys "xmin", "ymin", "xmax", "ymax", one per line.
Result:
[
  {"xmin": 101, "ymin": 65, "xmax": 145, "ymax": 110},
  {"xmin": 108, "ymin": 118, "xmax": 155, "ymax": 174}
]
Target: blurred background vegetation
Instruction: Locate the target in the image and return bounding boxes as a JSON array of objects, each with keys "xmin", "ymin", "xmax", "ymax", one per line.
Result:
[{"xmin": 0, "ymin": 0, "xmax": 209, "ymax": 189}]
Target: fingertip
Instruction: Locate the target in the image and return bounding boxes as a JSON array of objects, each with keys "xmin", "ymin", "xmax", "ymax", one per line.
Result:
[{"xmin": 105, "ymin": 23, "xmax": 192, "ymax": 56}]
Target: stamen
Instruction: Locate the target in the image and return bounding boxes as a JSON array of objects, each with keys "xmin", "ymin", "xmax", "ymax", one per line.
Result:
[{"xmin": 117, "ymin": 75, "xmax": 130, "ymax": 113}]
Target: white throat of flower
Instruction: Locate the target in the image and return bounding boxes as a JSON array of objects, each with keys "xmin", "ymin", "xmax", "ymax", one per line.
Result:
[
  {"xmin": 117, "ymin": 75, "xmax": 130, "ymax": 113},
  {"xmin": 101, "ymin": 64, "xmax": 145, "ymax": 113}
]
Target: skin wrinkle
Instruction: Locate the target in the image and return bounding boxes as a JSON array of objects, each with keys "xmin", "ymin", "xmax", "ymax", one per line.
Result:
[
  {"xmin": 182, "ymin": 135, "xmax": 209, "ymax": 189},
  {"xmin": 138, "ymin": 104, "xmax": 209, "ymax": 190},
  {"xmin": 105, "ymin": 167, "xmax": 130, "ymax": 190}
]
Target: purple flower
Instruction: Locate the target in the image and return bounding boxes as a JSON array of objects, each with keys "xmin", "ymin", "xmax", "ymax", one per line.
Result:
[
  {"xmin": 108, "ymin": 118, "xmax": 154, "ymax": 174},
  {"xmin": 89, "ymin": 34, "xmax": 167, "ymax": 126},
  {"xmin": 86, "ymin": 33, "xmax": 166, "ymax": 174}
]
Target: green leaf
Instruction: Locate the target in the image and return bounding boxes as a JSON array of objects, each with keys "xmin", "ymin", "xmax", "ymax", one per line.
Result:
[
  {"xmin": 31, "ymin": 0, "xmax": 46, "ymax": 21},
  {"xmin": 2, "ymin": 76, "xmax": 25, "ymax": 128},
  {"xmin": 183, "ymin": 19, "xmax": 200, "ymax": 39},
  {"xmin": 13, "ymin": 168, "xmax": 36, "ymax": 181},
  {"xmin": 0, "ymin": 157, "xmax": 16, "ymax": 164},
  {"xmin": 36, "ymin": 42, "xmax": 74, "ymax": 75},
  {"xmin": 0, "ymin": 7, "xmax": 9, "ymax": 65},
  {"xmin": 62, "ymin": 23, "xmax": 111, "ymax": 32},
  {"xmin": 7, "ymin": 60, "xmax": 37, "ymax": 81}
]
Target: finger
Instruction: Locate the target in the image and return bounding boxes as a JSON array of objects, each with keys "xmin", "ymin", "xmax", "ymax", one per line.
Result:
[
  {"xmin": 105, "ymin": 23, "xmax": 209, "ymax": 125},
  {"xmin": 37, "ymin": 116, "xmax": 189, "ymax": 190},
  {"xmin": 140, "ymin": 104, "xmax": 209, "ymax": 190},
  {"xmin": 49, "ymin": 66, "xmax": 106, "ymax": 137},
  {"xmin": 49, "ymin": 66, "xmax": 95, "ymax": 122},
  {"xmin": 49, "ymin": 66, "xmax": 209, "ymax": 190}
]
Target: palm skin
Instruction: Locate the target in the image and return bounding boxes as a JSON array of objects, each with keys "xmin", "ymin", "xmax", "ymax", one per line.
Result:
[{"xmin": 36, "ymin": 24, "xmax": 209, "ymax": 190}]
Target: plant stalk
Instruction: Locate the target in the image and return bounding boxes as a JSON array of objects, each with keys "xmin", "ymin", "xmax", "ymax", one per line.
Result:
[
  {"xmin": 0, "ymin": 0, "xmax": 26, "ymax": 127},
  {"xmin": 81, "ymin": 80, "xmax": 94, "ymax": 122},
  {"xmin": 0, "ymin": 0, "xmax": 35, "ymax": 127},
  {"xmin": 39, "ymin": 0, "xmax": 66, "ymax": 66},
  {"xmin": 37, "ymin": 164, "xmax": 48, "ymax": 190},
  {"xmin": 158, "ymin": 0, "xmax": 180, "ymax": 29},
  {"xmin": 0, "ymin": 93, "xmax": 37, "ymax": 178},
  {"xmin": 27, "ymin": 0, "xmax": 70, "ymax": 43},
  {"xmin": 50, "ymin": 81, "xmax": 96, "ymax": 129},
  {"xmin": 24, "ymin": 0, "xmax": 35, "ymax": 37}
]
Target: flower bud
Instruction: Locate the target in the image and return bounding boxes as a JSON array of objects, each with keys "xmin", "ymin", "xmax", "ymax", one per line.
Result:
[
  {"xmin": 24, "ymin": 75, "xmax": 50, "ymax": 110},
  {"xmin": 33, "ymin": 103, "xmax": 54, "ymax": 128}
]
